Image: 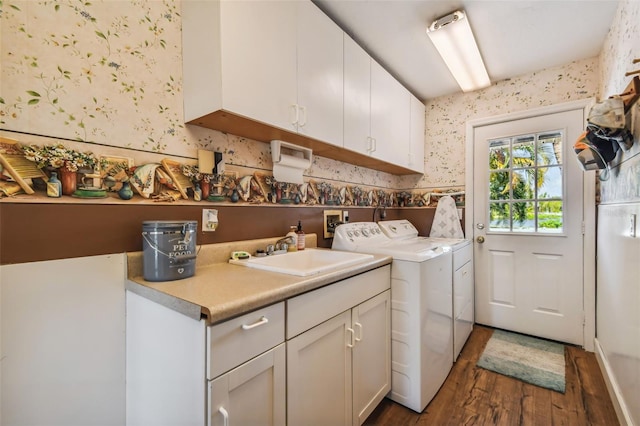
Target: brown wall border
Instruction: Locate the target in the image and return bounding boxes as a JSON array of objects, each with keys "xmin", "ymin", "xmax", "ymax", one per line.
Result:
[{"xmin": 0, "ymin": 202, "xmax": 451, "ymax": 264}]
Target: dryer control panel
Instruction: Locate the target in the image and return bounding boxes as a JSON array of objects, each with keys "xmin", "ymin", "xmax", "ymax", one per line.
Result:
[{"xmin": 377, "ymin": 220, "xmax": 419, "ymax": 239}]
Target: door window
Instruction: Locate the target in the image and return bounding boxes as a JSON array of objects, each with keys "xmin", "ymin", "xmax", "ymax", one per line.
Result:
[{"xmin": 488, "ymin": 131, "xmax": 564, "ymax": 233}]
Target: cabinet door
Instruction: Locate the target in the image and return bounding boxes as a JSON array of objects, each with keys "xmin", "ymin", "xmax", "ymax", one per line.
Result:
[
  {"xmin": 343, "ymin": 34, "xmax": 371, "ymax": 155},
  {"xmin": 296, "ymin": 0, "xmax": 344, "ymax": 145},
  {"xmin": 288, "ymin": 310, "xmax": 352, "ymax": 426},
  {"xmin": 370, "ymin": 60, "xmax": 410, "ymax": 166},
  {"xmin": 409, "ymin": 95, "xmax": 425, "ymax": 173},
  {"xmin": 220, "ymin": 0, "xmax": 297, "ymax": 132},
  {"xmin": 209, "ymin": 343, "xmax": 286, "ymax": 426},
  {"xmin": 352, "ymin": 291, "xmax": 391, "ymax": 426}
]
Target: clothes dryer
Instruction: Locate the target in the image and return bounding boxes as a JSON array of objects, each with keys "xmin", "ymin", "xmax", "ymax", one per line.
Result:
[{"xmin": 377, "ymin": 220, "xmax": 474, "ymax": 361}]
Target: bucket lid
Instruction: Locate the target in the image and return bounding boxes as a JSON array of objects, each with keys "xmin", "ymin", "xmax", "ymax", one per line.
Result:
[{"xmin": 143, "ymin": 220, "xmax": 197, "ymax": 229}]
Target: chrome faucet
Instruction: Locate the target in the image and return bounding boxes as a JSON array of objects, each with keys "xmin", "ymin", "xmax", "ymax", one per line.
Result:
[{"xmin": 274, "ymin": 235, "xmax": 295, "ymax": 252}]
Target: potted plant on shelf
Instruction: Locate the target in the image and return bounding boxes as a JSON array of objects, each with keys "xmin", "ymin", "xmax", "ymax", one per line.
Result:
[{"xmin": 22, "ymin": 144, "xmax": 100, "ymax": 195}]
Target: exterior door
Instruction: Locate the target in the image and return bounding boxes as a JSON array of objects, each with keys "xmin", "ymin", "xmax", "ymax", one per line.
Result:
[{"xmin": 473, "ymin": 108, "xmax": 585, "ymax": 345}]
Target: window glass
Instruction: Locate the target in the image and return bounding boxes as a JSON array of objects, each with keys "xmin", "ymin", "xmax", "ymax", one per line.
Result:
[{"xmin": 487, "ymin": 130, "xmax": 564, "ymax": 234}]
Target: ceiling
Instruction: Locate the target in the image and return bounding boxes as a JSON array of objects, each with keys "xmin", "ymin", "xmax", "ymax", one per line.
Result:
[{"xmin": 313, "ymin": 0, "xmax": 619, "ymax": 101}]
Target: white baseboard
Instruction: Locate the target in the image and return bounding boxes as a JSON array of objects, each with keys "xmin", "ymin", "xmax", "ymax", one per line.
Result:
[{"xmin": 594, "ymin": 338, "xmax": 635, "ymax": 426}]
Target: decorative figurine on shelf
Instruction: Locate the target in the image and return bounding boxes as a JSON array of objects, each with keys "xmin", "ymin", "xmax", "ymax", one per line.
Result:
[
  {"xmin": 181, "ymin": 164, "xmax": 212, "ymax": 201},
  {"xmin": 208, "ymin": 173, "xmax": 225, "ymax": 201},
  {"xmin": 193, "ymin": 182, "xmax": 202, "ymax": 201},
  {"xmin": 230, "ymin": 188, "xmax": 239, "ymax": 203},
  {"xmin": 118, "ymin": 179, "xmax": 134, "ymax": 200},
  {"xmin": 46, "ymin": 171, "xmax": 62, "ymax": 198}
]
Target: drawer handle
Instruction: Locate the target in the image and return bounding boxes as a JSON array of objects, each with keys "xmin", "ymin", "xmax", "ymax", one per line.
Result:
[
  {"xmin": 354, "ymin": 322, "xmax": 363, "ymax": 342},
  {"xmin": 241, "ymin": 316, "xmax": 269, "ymax": 330},
  {"xmin": 219, "ymin": 407, "xmax": 229, "ymax": 426}
]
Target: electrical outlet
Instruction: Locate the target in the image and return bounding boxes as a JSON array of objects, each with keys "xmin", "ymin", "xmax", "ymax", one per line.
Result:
[
  {"xmin": 342, "ymin": 210, "xmax": 349, "ymax": 223},
  {"xmin": 323, "ymin": 209, "xmax": 342, "ymax": 238},
  {"xmin": 202, "ymin": 209, "xmax": 218, "ymax": 232}
]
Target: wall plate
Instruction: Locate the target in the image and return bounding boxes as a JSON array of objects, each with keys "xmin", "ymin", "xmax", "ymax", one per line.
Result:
[
  {"xmin": 202, "ymin": 208, "xmax": 218, "ymax": 232},
  {"xmin": 323, "ymin": 209, "xmax": 342, "ymax": 239}
]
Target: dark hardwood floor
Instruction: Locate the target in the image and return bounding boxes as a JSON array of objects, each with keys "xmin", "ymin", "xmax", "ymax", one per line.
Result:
[{"xmin": 364, "ymin": 325, "xmax": 619, "ymax": 425}]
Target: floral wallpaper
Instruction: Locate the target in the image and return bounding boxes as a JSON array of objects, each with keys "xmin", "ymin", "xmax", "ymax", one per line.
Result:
[
  {"xmin": 0, "ymin": 0, "xmax": 611, "ymax": 207},
  {"xmin": 598, "ymin": 0, "xmax": 640, "ymax": 204},
  {"xmin": 402, "ymin": 57, "xmax": 600, "ymax": 190},
  {"xmin": 1, "ymin": 0, "xmax": 185, "ymax": 152},
  {"xmin": 0, "ymin": 0, "xmax": 411, "ymax": 202}
]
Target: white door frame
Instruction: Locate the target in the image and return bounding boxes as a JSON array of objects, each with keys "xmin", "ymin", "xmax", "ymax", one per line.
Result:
[{"xmin": 465, "ymin": 99, "xmax": 596, "ymax": 351}]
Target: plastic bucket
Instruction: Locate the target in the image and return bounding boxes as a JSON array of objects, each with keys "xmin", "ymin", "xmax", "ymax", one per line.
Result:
[{"xmin": 142, "ymin": 220, "xmax": 197, "ymax": 281}]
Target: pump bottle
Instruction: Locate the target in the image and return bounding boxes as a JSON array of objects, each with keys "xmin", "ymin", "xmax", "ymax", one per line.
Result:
[{"xmin": 296, "ymin": 221, "xmax": 305, "ymax": 250}]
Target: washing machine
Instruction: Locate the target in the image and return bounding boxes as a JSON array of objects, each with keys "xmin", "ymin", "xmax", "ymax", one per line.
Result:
[
  {"xmin": 377, "ymin": 220, "xmax": 474, "ymax": 361},
  {"xmin": 332, "ymin": 222, "xmax": 453, "ymax": 413}
]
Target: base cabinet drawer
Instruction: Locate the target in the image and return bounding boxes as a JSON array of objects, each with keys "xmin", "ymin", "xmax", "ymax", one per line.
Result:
[
  {"xmin": 209, "ymin": 343, "xmax": 286, "ymax": 426},
  {"xmin": 208, "ymin": 302, "xmax": 285, "ymax": 379}
]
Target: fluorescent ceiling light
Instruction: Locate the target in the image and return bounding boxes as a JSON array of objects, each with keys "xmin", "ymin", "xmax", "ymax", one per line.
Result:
[{"xmin": 427, "ymin": 10, "xmax": 491, "ymax": 92}]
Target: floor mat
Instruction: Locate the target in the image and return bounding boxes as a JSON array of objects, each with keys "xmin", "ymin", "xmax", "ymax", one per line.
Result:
[{"xmin": 476, "ymin": 328, "xmax": 566, "ymax": 393}]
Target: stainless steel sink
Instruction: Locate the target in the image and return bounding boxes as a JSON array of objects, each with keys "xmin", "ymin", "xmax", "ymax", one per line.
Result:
[{"xmin": 228, "ymin": 248, "xmax": 374, "ymax": 276}]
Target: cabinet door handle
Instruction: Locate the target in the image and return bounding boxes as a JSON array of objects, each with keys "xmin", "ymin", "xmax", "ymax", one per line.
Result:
[
  {"xmin": 298, "ymin": 105, "xmax": 307, "ymax": 127},
  {"xmin": 290, "ymin": 104, "xmax": 299, "ymax": 126},
  {"xmin": 219, "ymin": 407, "xmax": 229, "ymax": 426},
  {"xmin": 354, "ymin": 322, "xmax": 363, "ymax": 342},
  {"xmin": 346, "ymin": 327, "xmax": 355, "ymax": 348},
  {"xmin": 371, "ymin": 138, "xmax": 377, "ymax": 153},
  {"xmin": 241, "ymin": 316, "xmax": 269, "ymax": 330}
]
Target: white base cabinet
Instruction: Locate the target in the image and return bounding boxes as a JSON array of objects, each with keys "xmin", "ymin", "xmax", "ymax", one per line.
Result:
[
  {"xmin": 352, "ymin": 292, "xmax": 392, "ymax": 425},
  {"xmin": 209, "ymin": 343, "xmax": 286, "ymax": 426},
  {"xmin": 126, "ymin": 265, "xmax": 391, "ymax": 426},
  {"xmin": 126, "ymin": 292, "xmax": 285, "ymax": 426},
  {"xmin": 288, "ymin": 310, "xmax": 353, "ymax": 426},
  {"xmin": 287, "ymin": 266, "xmax": 391, "ymax": 426}
]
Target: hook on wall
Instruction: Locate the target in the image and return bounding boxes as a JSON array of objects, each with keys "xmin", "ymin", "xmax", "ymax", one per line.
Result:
[{"xmin": 616, "ymin": 75, "xmax": 639, "ymax": 114}]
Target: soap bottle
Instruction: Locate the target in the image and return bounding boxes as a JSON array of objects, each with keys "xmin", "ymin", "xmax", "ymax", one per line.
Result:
[
  {"xmin": 296, "ymin": 221, "xmax": 305, "ymax": 250},
  {"xmin": 286, "ymin": 226, "xmax": 298, "ymax": 252}
]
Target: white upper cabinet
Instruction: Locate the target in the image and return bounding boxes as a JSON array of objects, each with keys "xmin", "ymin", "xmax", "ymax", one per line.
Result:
[
  {"xmin": 409, "ymin": 95, "xmax": 425, "ymax": 173},
  {"xmin": 219, "ymin": 1, "xmax": 297, "ymax": 133},
  {"xmin": 182, "ymin": 0, "xmax": 422, "ymax": 175},
  {"xmin": 344, "ymin": 35, "xmax": 421, "ymax": 174},
  {"xmin": 297, "ymin": 1, "xmax": 344, "ymax": 146},
  {"xmin": 183, "ymin": 0, "xmax": 297, "ymax": 131},
  {"xmin": 370, "ymin": 60, "xmax": 411, "ymax": 167},
  {"xmin": 183, "ymin": 0, "xmax": 342, "ymax": 147},
  {"xmin": 343, "ymin": 34, "xmax": 371, "ymax": 156}
]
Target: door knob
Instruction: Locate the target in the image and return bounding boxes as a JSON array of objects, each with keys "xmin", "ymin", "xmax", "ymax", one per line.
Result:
[{"xmin": 476, "ymin": 236, "xmax": 485, "ymax": 244}]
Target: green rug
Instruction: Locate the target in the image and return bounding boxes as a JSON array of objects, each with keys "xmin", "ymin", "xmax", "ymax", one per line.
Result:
[{"xmin": 477, "ymin": 329, "xmax": 566, "ymax": 393}]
